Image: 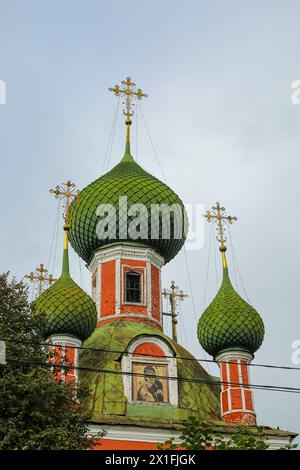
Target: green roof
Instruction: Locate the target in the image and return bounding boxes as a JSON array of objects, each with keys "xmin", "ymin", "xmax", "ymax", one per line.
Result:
[
  {"xmin": 88, "ymin": 414, "xmax": 297, "ymax": 440},
  {"xmin": 33, "ymin": 244, "xmax": 97, "ymax": 342},
  {"xmin": 69, "ymin": 150, "xmax": 187, "ymax": 264},
  {"xmin": 198, "ymin": 267, "xmax": 265, "ymax": 357},
  {"xmin": 79, "ymin": 321, "xmax": 220, "ymax": 423}
]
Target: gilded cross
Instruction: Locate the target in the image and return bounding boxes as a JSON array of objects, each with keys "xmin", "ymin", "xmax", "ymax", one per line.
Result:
[
  {"xmin": 203, "ymin": 201, "xmax": 237, "ymax": 267},
  {"xmin": 49, "ymin": 180, "xmax": 79, "ymax": 228},
  {"xmin": 109, "ymin": 77, "xmax": 148, "ymax": 147},
  {"xmin": 25, "ymin": 263, "xmax": 56, "ymax": 295},
  {"xmin": 162, "ymin": 281, "xmax": 188, "ymax": 343}
]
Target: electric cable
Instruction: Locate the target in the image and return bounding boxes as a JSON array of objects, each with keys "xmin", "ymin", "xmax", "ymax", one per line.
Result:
[
  {"xmin": 5, "ymin": 357, "xmax": 300, "ymax": 395},
  {"xmin": 1, "ymin": 337, "xmax": 300, "ymax": 371}
]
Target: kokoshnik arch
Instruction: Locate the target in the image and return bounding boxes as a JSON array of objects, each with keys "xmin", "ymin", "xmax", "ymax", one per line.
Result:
[{"xmin": 32, "ymin": 77, "xmax": 297, "ymax": 450}]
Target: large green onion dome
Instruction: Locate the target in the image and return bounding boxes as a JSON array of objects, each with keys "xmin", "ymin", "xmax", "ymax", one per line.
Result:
[
  {"xmin": 33, "ymin": 242, "xmax": 97, "ymax": 342},
  {"xmin": 68, "ymin": 148, "xmax": 188, "ymax": 264},
  {"xmin": 198, "ymin": 267, "xmax": 265, "ymax": 358}
]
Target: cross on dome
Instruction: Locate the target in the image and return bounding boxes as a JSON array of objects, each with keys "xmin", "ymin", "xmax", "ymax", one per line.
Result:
[
  {"xmin": 109, "ymin": 76, "xmax": 148, "ymax": 151},
  {"xmin": 162, "ymin": 281, "xmax": 188, "ymax": 342},
  {"xmin": 25, "ymin": 263, "xmax": 56, "ymax": 295},
  {"xmin": 49, "ymin": 180, "xmax": 79, "ymax": 229},
  {"xmin": 203, "ymin": 201, "xmax": 237, "ymax": 268}
]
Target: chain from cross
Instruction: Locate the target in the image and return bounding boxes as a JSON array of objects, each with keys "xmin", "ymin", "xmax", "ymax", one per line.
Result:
[
  {"xmin": 25, "ymin": 263, "xmax": 56, "ymax": 295},
  {"xmin": 203, "ymin": 201, "xmax": 237, "ymax": 253},
  {"xmin": 162, "ymin": 281, "xmax": 188, "ymax": 342},
  {"xmin": 49, "ymin": 180, "xmax": 79, "ymax": 227}
]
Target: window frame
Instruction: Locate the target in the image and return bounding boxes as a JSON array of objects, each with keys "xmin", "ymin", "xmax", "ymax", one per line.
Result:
[{"xmin": 123, "ymin": 269, "xmax": 144, "ymax": 306}]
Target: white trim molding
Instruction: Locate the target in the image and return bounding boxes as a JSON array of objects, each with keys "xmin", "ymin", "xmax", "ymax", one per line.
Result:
[
  {"xmin": 115, "ymin": 257, "xmax": 121, "ymax": 315},
  {"xmin": 215, "ymin": 350, "xmax": 253, "ymax": 363},
  {"xmin": 96, "ymin": 265, "xmax": 101, "ymax": 320},
  {"xmin": 46, "ymin": 334, "xmax": 82, "ymax": 349},
  {"xmin": 88, "ymin": 244, "xmax": 165, "ymax": 273},
  {"xmin": 97, "ymin": 312, "xmax": 162, "ymax": 327},
  {"xmin": 89, "ymin": 424, "xmax": 180, "ymax": 444},
  {"xmin": 146, "ymin": 261, "xmax": 152, "ymax": 317},
  {"xmin": 88, "ymin": 424, "xmax": 295, "ymax": 450}
]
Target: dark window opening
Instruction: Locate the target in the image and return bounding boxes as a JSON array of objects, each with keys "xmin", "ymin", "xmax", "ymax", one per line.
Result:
[{"xmin": 125, "ymin": 271, "xmax": 142, "ymax": 304}]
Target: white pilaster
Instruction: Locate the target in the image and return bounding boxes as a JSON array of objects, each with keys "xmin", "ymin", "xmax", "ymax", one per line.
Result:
[
  {"xmin": 96, "ymin": 264, "xmax": 102, "ymax": 320},
  {"xmin": 146, "ymin": 260, "xmax": 152, "ymax": 317},
  {"xmin": 115, "ymin": 257, "xmax": 121, "ymax": 315}
]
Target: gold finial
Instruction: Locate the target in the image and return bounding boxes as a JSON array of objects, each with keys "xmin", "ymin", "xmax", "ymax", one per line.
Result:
[
  {"xmin": 109, "ymin": 77, "xmax": 148, "ymax": 149},
  {"xmin": 25, "ymin": 263, "xmax": 56, "ymax": 296},
  {"xmin": 162, "ymin": 281, "xmax": 188, "ymax": 342},
  {"xmin": 203, "ymin": 202, "xmax": 237, "ymax": 268}
]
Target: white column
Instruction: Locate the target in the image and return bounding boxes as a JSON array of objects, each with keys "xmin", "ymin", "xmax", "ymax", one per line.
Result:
[
  {"xmin": 146, "ymin": 260, "xmax": 152, "ymax": 318},
  {"xmin": 115, "ymin": 257, "xmax": 121, "ymax": 315}
]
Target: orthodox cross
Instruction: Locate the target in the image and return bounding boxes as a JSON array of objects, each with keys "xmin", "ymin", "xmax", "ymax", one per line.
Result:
[
  {"xmin": 203, "ymin": 201, "xmax": 237, "ymax": 268},
  {"xmin": 109, "ymin": 77, "xmax": 148, "ymax": 147},
  {"xmin": 162, "ymin": 281, "xmax": 188, "ymax": 343},
  {"xmin": 25, "ymin": 263, "xmax": 56, "ymax": 296},
  {"xmin": 49, "ymin": 180, "xmax": 79, "ymax": 228}
]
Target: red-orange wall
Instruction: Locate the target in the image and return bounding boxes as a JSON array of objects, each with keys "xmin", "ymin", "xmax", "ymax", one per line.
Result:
[
  {"xmin": 94, "ymin": 439, "xmax": 159, "ymax": 450},
  {"xmin": 151, "ymin": 265, "xmax": 160, "ymax": 321},
  {"xmin": 101, "ymin": 261, "xmax": 116, "ymax": 316}
]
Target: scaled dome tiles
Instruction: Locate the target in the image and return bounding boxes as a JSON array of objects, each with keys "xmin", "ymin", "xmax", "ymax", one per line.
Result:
[
  {"xmin": 198, "ymin": 268, "xmax": 265, "ymax": 357},
  {"xmin": 69, "ymin": 153, "xmax": 188, "ymax": 264}
]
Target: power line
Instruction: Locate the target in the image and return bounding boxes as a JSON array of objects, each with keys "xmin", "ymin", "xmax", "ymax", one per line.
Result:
[
  {"xmin": 2, "ymin": 336, "xmax": 300, "ymax": 372},
  {"xmin": 47, "ymin": 198, "xmax": 61, "ymax": 271},
  {"xmin": 227, "ymin": 222, "xmax": 250, "ymax": 303},
  {"xmin": 51, "ymin": 199, "xmax": 61, "ymax": 277},
  {"xmin": 202, "ymin": 222, "xmax": 213, "ymax": 311},
  {"xmin": 102, "ymin": 95, "xmax": 120, "ymax": 171},
  {"xmin": 5, "ymin": 358, "xmax": 300, "ymax": 395},
  {"xmin": 138, "ymin": 101, "xmax": 167, "ymax": 182},
  {"xmin": 213, "ymin": 223, "xmax": 219, "ymax": 289},
  {"xmin": 183, "ymin": 245, "xmax": 212, "ymax": 375}
]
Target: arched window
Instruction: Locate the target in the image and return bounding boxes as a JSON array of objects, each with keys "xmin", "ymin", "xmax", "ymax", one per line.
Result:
[{"xmin": 125, "ymin": 271, "xmax": 142, "ymax": 304}]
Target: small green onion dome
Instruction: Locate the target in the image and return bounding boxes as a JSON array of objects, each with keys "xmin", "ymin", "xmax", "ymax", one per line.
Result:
[
  {"xmin": 68, "ymin": 149, "xmax": 187, "ymax": 264},
  {"xmin": 33, "ymin": 244, "xmax": 97, "ymax": 342},
  {"xmin": 197, "ymin": 267, "xmax": 264, "ymax": 357}
]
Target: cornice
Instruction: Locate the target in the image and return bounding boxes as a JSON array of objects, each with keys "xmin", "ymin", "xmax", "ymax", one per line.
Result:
[{"xmin": 88, "ymin": 244, "xmax": 165, "ymax": 272}]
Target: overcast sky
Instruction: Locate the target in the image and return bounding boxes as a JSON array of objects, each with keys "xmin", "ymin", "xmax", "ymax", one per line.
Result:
[{"xmin": 1, "ymin": 0, "xmax": 300, "ymax": 441}]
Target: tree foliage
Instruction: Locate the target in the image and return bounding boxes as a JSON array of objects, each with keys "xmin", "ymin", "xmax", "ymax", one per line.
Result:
[
  {"xmin": 158, "ymin": 416, "xmax": 297, "ymax": 451},
  {"xmin": 0, "ymin": 272, "xmax": 105, "ymax": 450}
]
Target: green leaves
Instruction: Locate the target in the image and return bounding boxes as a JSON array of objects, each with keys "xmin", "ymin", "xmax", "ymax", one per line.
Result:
[
  {"xmin": 0, "ymin": 272, "xmax": 105, "ymax": 450},
  {"xmin": 157, "ymin": 416, "xmax": 291, "ymax": 451}
]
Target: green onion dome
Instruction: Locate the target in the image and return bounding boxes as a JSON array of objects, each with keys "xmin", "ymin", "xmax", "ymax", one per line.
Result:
[
  {"xmin": 198, "ymin": 267, "xmax": 264, "ymax": 357},
  {"xmin": 33, "ymin": 243, "xmax": 97, "ymax": 342},
  {"xmin": 68, "ymin": 149, "xmax": 187, "ymax": 264}
]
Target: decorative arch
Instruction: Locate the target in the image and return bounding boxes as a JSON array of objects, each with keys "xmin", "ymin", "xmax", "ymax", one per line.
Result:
[{"xmin": 121, "ymin": 336, "xmax": 178, "ymax": 406}]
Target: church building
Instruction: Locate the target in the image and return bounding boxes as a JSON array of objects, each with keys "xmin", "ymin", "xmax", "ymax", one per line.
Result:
[{"xmin": 32, "ymin": 77, "xmax": 296, "ymax": 450}]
